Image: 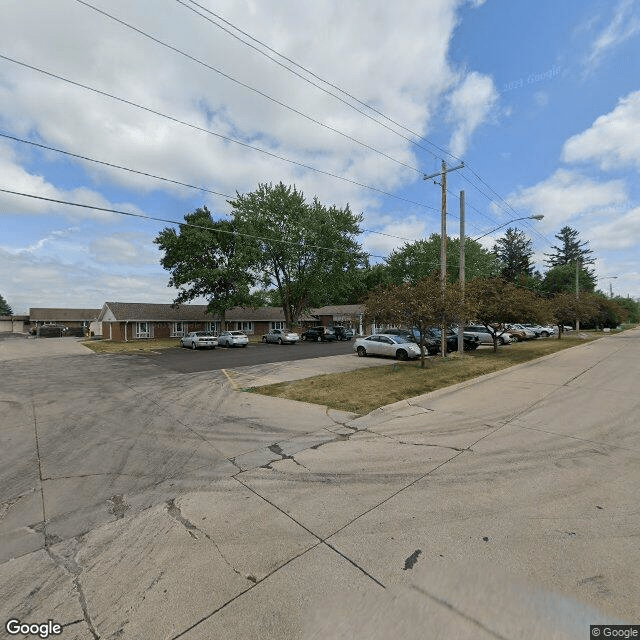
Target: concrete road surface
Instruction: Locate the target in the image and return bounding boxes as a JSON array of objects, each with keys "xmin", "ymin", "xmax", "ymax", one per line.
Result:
[{"xmin": 0, "ymin": 329, "xmax": 638, "ymax": 639}]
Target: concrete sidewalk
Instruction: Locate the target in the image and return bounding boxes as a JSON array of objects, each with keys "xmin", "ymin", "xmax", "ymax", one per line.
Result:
[{"xmin": 1, "ymin": 330, "xmax": 638, "ymax": 639}]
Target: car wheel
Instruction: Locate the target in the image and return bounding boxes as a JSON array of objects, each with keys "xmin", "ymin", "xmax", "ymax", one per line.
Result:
[
  {"xmin": 241, "ymin": 344, "xmax": 247, "ymax": 347},
  {"xmin": 541, "ymin": 331, "xmax": 549, "ymax": 337},
  {"xmin": 511, "ymin": 335, "xmax": 519, "ymax": 342},
  {"xmin": 262, "ymin": 336, "xmax": 267, "ymax": 342},
  {"xmin": 396, "ymin": 349, "xmax": 408, "ymax": 361},
  {"xmin": 356, "ymin": 346, "xmax": 367, "ymax": 357},
  {"xmin": 301, "ymin": 335, "xmax": 306, "ymax": 341},
  {"xmin": 191, "ymin": 342, "xmax": 197, "ymax": 350},
  {"xmin": 278, "ymin": 338, "xmax": 283, "ymax": 345},
  {"xmin": 498, "ymin": 336, "xmax": 505, "ymax": 345}
]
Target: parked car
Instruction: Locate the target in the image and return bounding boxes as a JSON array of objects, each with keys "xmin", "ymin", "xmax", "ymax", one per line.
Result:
[
  {"xmin": 522, "ymin": 323, "xmax": 556, "ymax": 338},
  {"xmin": 301, "ymin": 326, "xmax": 336, "ymax": 342},
  {"xmin": 217, "ymin": 330, "xmax": 249, "ymax": 347},
  {"xmin": 180, "ymin": 331, "xmax": 218, "ymax": 350},
  {"xmin": 262, "ymin": 328, "xmax": 300, "ymax": 344},
  {"xmin": 501, "ymin": 326, "xmax": 527, "ymax": 342},
  {"xmin": 506, "ymin": 324, "xmax": 538, "ymax": 340},
  {"xmin": 353, "ymin": 334, "xmax": 422, "ymax": 360},
  {"xmin": 463, "ymin": 325, "xmax": 503, "ymax": 345},
  {"xmin": 333, "ymin": 326, "xmax": 354, "ymax": 341}
]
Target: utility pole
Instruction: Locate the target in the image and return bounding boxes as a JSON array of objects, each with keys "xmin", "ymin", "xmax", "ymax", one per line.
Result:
[
  {"xmin": 458, "ymin": 190, "xmax": 465, "ymax": 354},
  {"xmin": 575, "ymin": 259, "xmax": 580, "ymax": 332},
  {"xmin": 424, "ymin": 161, "xmax": 464, "ymax": 357}
]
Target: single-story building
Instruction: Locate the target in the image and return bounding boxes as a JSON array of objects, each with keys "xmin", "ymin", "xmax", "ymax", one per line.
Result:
[
  {"xmin": 311, "ymin": 304, "xmax": 366, "ymax": 335},
  {"xmin": 29, "ymin": 308, "xmax": 101, "ymax": 335},
  {"xmin": 97, "ymin": 302, "xmax": 314, "ymax": 341},
  {"xmin": 0, "ymin": 315, "xmax": 31, "ymax": 333}
]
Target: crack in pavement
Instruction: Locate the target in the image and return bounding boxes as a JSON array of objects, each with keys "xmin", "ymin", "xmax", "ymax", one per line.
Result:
[{"xmin": 165, "ymin": 498, "xmax": 245, "ymax": 579}]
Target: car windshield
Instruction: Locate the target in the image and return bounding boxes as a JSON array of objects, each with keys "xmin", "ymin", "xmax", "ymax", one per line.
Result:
[
  {"xmin": 230, "ymin": 331, "xmax": 245, "ymax": 336},
  {"xmin": 195, "ymin": 332, "xmax": 214, "ymax": 336},
  {"xmin": 392, "ymin": 336, "xmax": 412, "ymax": 344}
]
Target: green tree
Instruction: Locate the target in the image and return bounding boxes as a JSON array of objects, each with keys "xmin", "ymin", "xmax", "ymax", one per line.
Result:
[
  {"xmin": 154, "ymin": 207, "xmax": 257, "ymax": 325},
  {"xmin": 386, "ymin": 234, "xmax": 499, "ymax": 284},
  {"xmin": 612, "ymin": 296, "xmax": 640, "ymax": 323},
  {"xmin": 493, "ymin": 228, "xmax": 534, "ymax": 281},
  {"xmin": 541, "ymin": 263, "xmax": 596, "ymax": 295},
  {"xmin": 544, "ymin": 226, "xmax": 595, "ymax": 275},
  {"xmin": 0, "ymin": 294, "xmax": 12, "ymax": 316},
  {"xmin": 229, "ymin": 182, "xmax": 365, "ymax": 326},
  {"xmin": 547, "ymin": 292, "xmax": 598, "ymax": 338},
  {"xmin": 364, "ymin": 274, "xmax": 466, "ymax": 367},
  {"xmin": 465, "ymin": 278, "xmax": 547, "ymax": 352}
]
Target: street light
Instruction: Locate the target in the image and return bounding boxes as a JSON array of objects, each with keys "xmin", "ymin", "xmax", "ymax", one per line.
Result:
[
  {"xmin": 472, "ymin": 215, "xmax": 544, "ymax": 242},
  {"xmin": 601, "ymin": 276, "xmax": 618, "ymax": 298}
]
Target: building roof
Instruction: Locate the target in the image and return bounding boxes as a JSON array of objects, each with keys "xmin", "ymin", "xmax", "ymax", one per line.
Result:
[
  {"xmin": 98, "ymin": 302, "xmax": 218, "ymax": 322},
  {"xmin": 311, "ymin": 304, "xmax": 365, "ymax": 316},
  {"xmin": 29, "ymin": 308, "xmax": 101, "ymax": 322}
]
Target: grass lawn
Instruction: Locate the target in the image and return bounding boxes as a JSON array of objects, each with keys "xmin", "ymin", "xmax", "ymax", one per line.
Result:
[
  {"xmin": 251, "ymin": 334, "xmax": 602, "ymax": 415},
  {"xmin": 81, "ymin": 338, "xmax": 182, "ymax": 353}
]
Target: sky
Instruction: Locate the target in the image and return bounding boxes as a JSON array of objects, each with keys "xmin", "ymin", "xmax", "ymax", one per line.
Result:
[{"xmin": 1, "ymin": 0, "xmax": 640, "ymax": 315}]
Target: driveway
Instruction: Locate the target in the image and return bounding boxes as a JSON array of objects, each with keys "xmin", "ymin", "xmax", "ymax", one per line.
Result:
[{"xmin": 1, "ymin": 329, "xmax": 638, "ymax": 638}]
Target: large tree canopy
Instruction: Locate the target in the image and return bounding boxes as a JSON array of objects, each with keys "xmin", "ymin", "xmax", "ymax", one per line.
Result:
[
  {"xmin": 229, "ymin": 182, "xmax": 365, "ymax": 326},
  {"xmin": 493, "ymin": 227, "xmax": 534, "ymax": 282},
  {"xmin": 465, "ymin": 278, "xmax": 548, "ymax": 351},
  {"xmin": 541, "ymin": 263, "xmax": 596, "ymax": 295},
  {"xmin": 544, "ymin": 226, "xmax": 595, "ymax": 274},
  {"xmin": 385, "ymin": 234, "xmax": 499, "ymax": 284},
  {"xmin": 154, "ymin": 207, "xmax": 257, "ymax": 319},
  {"xmin": 365, "ymin": 274, "xmax": 466, "ymax": 366}
]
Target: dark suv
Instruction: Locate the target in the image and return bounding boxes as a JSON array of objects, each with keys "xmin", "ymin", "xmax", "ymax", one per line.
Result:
[
  {"xmin": 333, "ymin": 326, "xmax": 354, "ymax": 341},
  {"xmin": 301, "ymin": 326, "xmax": 336, "ymax": 342}
]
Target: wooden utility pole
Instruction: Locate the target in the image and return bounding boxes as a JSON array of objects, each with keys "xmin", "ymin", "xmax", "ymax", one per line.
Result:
[
  {"xmin": 424, "ymin": 161, "xmax": 464, "ymax": 357},
  {"xmin": 458, "ymin": 190, "xmax": 465, "ymax": 354}
]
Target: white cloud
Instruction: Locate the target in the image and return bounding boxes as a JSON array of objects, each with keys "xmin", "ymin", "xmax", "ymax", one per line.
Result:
[
  {"xmin": 562, "ymin": 90, "xmax": 640, "ymax": 171},
  {"xmin": 585, "ymin": 0, "xmax": 640, "ymax": 68},
  {"xmin": 447, "ymin": 71, "xmax": 499, "ymax": 157},
  {"xmin": 588, "ymin": 206, "xmax": 640, "ymax": 250},
  {"xmin": 508, "ymin": 169, "xmax": 627, "ymax": 229}
]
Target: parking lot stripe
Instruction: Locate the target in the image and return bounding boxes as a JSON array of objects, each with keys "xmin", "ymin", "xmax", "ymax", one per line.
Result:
[{"xmin": 221, "ymin": 368, "xmax": 240, "ymax": 390}]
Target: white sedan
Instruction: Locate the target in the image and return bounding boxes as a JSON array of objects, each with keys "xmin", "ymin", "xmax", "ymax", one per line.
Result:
[
  {"xmin": 353, "ymin": 334, "xmax": 422, "ymax": 360},
  {"xmin": 180, "ymin": 331, "xmax": 218, "ymax": 350},
  {"xmin": 217, "ymin": 330, "xmax": 249, "ymax": 347},
  {"xmin": 262, "ymin": 329, "xmax": 300, "ymax": 344}
]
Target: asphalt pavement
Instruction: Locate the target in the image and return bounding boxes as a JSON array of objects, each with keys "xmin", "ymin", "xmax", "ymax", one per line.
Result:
[{"xmin": 1, "ymin": 329, "xmax": 638, "ymax": 639}]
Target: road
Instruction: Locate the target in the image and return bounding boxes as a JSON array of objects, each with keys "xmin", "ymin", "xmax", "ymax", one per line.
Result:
[{"xmin": 0, "ymin": 329, "xmax": 638, "ymax": 639}]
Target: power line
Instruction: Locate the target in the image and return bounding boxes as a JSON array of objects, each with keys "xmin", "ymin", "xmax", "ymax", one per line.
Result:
[
  {"xmin": 74, "ymin": 0, "xmax": 423, "ymax": 177},
  {"xmin": 0, "ymin": 132, "xmax": 417, "ymax": 244},
  {"xmin": 0, "ymin": 54, "xmax": 439, "ymax": 215},
  {"xmin": 0, "ymin": 187, "xmax": 498, "ymax": 272},
  {"xmin": 179, "ymin": 1, "xmax": 552, "ymax": 243}
]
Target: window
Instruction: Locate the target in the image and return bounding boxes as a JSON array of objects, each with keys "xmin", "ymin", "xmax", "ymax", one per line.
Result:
[
  {"xmin": 271, "ymin": 321, "xmax": 285, "ymax": 330},
  {"xmin": 234, "ymin": 321, "xmax": 253, "ymax": 333},
  {"xmin": 206, "ymin": 321, "xmax": 220, "ymax": 334},
  {"xmin": 171, "ymin": 322, "xmax": 185, "ymax": 337},
  {"xmin": 135, "ymin": 322, "xmax": 151, "ymax": 339}
]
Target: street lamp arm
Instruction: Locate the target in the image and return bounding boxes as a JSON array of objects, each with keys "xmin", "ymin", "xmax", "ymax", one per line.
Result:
[{"xmin": 472, "ymin": 215, "xmax": 544, "ymax": 242}]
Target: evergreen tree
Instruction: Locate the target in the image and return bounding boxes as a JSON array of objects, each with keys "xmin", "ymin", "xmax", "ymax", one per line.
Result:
[
  {"xmin": 544, "ymin": 226, "xmax": 595, "ymax": 275},
  {"xmin": 493, "ymin": 228, "xmax": 534, "ymax": 282},
  {"xmin": 0, "ymin": 294, "xmax": 12, "ymax": 316}
]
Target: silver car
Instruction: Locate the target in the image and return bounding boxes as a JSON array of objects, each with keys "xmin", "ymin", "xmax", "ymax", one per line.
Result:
[
  {"xmin": 180, "ymin": 331, "xmax": 218, "ymax": 350},
  {"xmin": 262, "ymin": 329, "xmax": 300, "ymax": 344},
  {"xmin": 217, "ymin": 330, "xmax": 249, "ymax": 347},
  {"xmin": 353, "ymin": 334, "xmax": 422, "ymax": 360}
]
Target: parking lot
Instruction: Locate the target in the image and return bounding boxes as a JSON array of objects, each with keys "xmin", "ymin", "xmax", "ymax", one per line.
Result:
[
  {"xmin": 2, "ymin": 330, "xmax": 638, "ymax": 638},
  {"xmin": 144, "ymin": 337, "xmax": 355, "ymax": 373}
]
